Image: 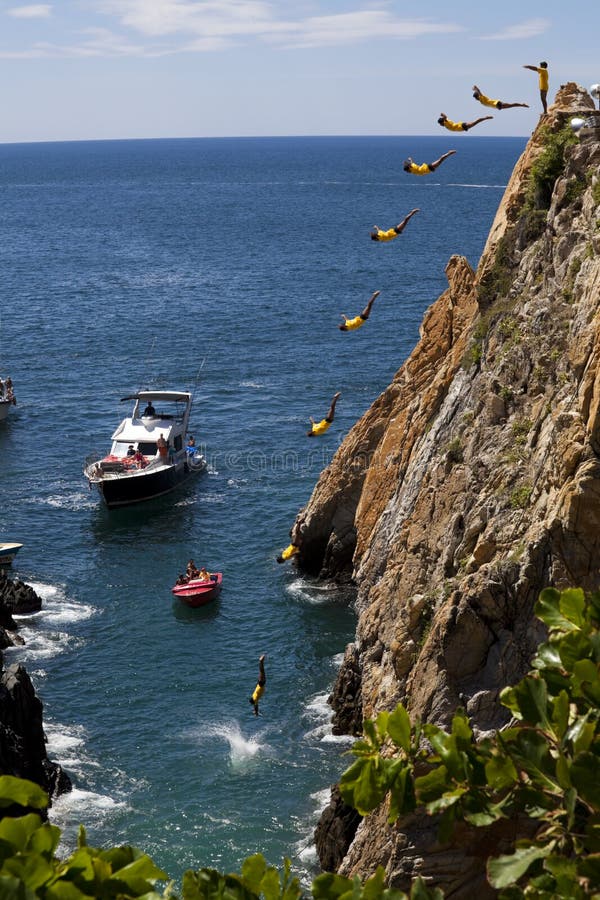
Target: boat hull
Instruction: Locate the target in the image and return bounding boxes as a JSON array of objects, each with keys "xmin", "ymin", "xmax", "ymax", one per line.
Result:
[
  {"xmin": 91, "ymin": 459, "xmax": 204, "ymax": 509},
  {"xmin": 0, "ymin": 542, "xmax": 23, "ymax": 566},
  {"xmin": 172, "ymin": 574, "xmax": 222, "ymax": 608},
  {"xmin": 0, "ymin": 401, "xmax": 12, "ymax": 422}
]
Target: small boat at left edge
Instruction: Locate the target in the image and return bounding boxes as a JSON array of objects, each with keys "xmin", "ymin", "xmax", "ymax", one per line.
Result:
[
  {"xmin": 0, "ymin": 375, "xmax": 17, "ymax": 422},
  {"xmin": 172, "ymin": 573, "xmax": 223, "ymax": 608},
  {"xmin": 0, "ymin": 542, "xmax": 23, "ymax": 566}
]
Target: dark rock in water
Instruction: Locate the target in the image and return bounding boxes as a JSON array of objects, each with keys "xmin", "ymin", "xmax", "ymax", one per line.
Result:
[
  {"xmin": 330, "ymin": 644, "xmax": 363, "ymax": 737},
  {"xmin": 0, "ymin": 569, "xmax": 42, "ymax": 615},
  {"xmin": 0, "ymin": 663, "xmax": 72, "ymax": 806},
  {"xmin": 314, "ymin": 784, "xmax": 362, "ymax": 872}
]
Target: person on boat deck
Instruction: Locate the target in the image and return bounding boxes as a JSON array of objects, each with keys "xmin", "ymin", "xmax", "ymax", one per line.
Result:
[
  {"xmin": 472, "ymin": 85, "xmax": 529, "ymax": 111},
  {"xmin": 371, "ymin": 208, "xmax": 419, "ymax": 242},
  {"xmin": 176, "ymin": 573, "xmax": 188, "ymax": 585},
  {"xmin": 523, "ymin": 62, "xmax": 549, "ymax": 114},
  {"xmin": 4, "ymin": 377, "xmax": 16, "ymax": 405},
  {"xmin": 307, "ymin": 391, "xmax": 341, "ymax": 437},
  {"xmin": 185, "ymin": 436, "xmax": 197, "ymax": 456},
  {"xmin": 133, "ymin": 449, "xmax": 146, "ymax": 468},
  {"xmin": 249, "ymin": 655, "xmax": 266, "ymax": 716},
  {"xmin": 437, "ymin": 112, "xmax": 493, "ymax": 132},
  {"xmin": 339, "ymin": 291, "xmax": 381, "ymax": 332},
  {"xmin": 277, "ymin": 543, "xmax": 300, "ymax": 564},
  {"xmin": 403, "ymin": 150, "xmax": 456, "ymax": 175},
  {"xmin": 157, "ymin": 433, "xmax": 168, "ymax": 459},
  {"xmin": 126, "ymin": 445, "xmax": 135, "ymax": 457},
  {"xmin": 142, "ymin": 401, "xmax": 156, "ymax": 417},
  {"xmin": 186, "ymin": 559, "xmax": 199, "ymax": 579},
  {"xmin": 197, "ymin": 566, "xmax": 210, "ymax": 582}
]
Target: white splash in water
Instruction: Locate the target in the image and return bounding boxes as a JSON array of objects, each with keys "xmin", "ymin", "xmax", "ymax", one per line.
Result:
[{"xmin": 187, "ymin": 720, "xmax": 268, "ymax": 769}]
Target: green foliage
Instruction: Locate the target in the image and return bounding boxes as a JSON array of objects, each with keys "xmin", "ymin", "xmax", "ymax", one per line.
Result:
[
  {"xmin": 313, "ymin": 868, "xmax": 442, "ymax": 899},
  {"xmin": 525, "ymin": 125, "xmax": 578, "ymax": 212},
  {"xmin": 338, "ymin": 586, "xmax": 600, "ymax": 897},
  {"xmin": 510, "ymin": 485, "xmax": 532, "ymax": 509},
  {"xmin": 444, "ymin": 438, "xmax": 463, "ymax": 465},
  {"xmin": 477, "ymin": 232, "xmax": 516, "ymax": 306}
]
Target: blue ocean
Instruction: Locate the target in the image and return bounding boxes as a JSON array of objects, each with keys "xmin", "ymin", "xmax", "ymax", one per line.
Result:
[{"xmin": 0, "ymin": 135, "xmax": 524, "ymax": 883}]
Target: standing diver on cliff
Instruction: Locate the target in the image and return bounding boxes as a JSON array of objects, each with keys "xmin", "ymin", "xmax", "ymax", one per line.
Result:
[{"xmin": 249, "ymin": 655, "xmax": 266, "ymax": 715}]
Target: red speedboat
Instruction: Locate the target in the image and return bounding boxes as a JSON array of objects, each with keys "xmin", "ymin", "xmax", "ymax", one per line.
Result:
[{"xmin": 171, "ymin": 573, "xmax": 222, "ymax": 608}]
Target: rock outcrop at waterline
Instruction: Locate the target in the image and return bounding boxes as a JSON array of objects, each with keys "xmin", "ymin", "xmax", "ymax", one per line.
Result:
[
  {"xmin": 296, "ymin": 84, "xmax": 600, "ymax": 892},
  {"xmin": 0, "ymin": 572, "xmax": 72, "ymax": 806}
]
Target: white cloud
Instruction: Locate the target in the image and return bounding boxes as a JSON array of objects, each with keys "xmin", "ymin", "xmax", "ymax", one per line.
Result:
[
  {"xmin": 480, "ymin": 18, "xmax": 550, "ymax": 41},
  {"xmin": 96, "ymin": 1, "xmax": 463, "ymax": 49},
  {"xmin": 271, "ymin": 12, "xmax": 464, "ymax": 49},
  {"xmin": 6, "ymin": 4, "xmax": 52, "ymax": 17}
]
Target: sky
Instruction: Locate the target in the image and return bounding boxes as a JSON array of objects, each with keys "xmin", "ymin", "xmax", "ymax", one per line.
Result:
[{"xmin": 1, "ymin": 0, "xmax": 599, "ymax": 143}]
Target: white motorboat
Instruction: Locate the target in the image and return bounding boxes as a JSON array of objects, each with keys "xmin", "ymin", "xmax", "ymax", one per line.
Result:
[
  {"xmin": 83, "ymin": 390, "xmax": 206, "ymax": 508},
  {"xmin": 0, "ymin": 542, "xmax": 23, "ymax": 566}
]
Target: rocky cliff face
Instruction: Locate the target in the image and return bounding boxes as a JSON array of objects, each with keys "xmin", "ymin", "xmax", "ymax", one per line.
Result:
[
  {"xmin": 295, "ymin": 84, "xmax": 600, "ymax": 892},
  {"xmin": 0, "ymin": 572, "xmax": 72, "ymax": 806}
]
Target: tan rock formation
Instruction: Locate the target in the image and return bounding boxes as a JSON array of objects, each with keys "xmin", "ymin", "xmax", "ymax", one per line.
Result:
[{"xmin": 298, "ymin": 84, "xmax": 600, "ymax": 893}]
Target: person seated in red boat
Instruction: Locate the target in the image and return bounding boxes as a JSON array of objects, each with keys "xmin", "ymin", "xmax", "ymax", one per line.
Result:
[
  {"xmin": 133, "ymin": 448, "xmax": 147, "ymax": 468},
  {"xmin": 197, "ymin": 566, "xmax": 211, "ymax": 582},
  {"xmin": 175, "ymin": 573, "xmax": 188, "ymax": 585},
  {"xmin": 186, "ymin": 559, "xmax": 199, "ymax": 580}
]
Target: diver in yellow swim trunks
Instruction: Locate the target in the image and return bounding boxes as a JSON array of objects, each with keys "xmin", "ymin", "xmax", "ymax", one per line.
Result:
[
  {"xmin": 339, "ymin": 290, "xmax": 380, "ymax": 331},
  {"xmin": 307, "ymin": 391, "xmax": 341, "ymax": 437},
  {"xmin": 249, "ymin": 655, "xmax": 266, "ymax": 715},
  {"xmin": 523, "ymin": 62, "xmax": 549, "ymax": 113},
  {"xmin": 370, "ymin": 208, "xmax": 419, "ymax": 242},
  {"xmin": 277, "ymin": 543, "xmax": 300, "ymax": 564},
  {"xmin": 403, "ymin": 150, "xmax": 456, "ymax": 175},
  {"xmin": 437, "ymin": 112, "xmax": 493, "ymax": 132},
  {"xmin": 472, "ymin": 85, "xmax": 528, "ymax": 111}
]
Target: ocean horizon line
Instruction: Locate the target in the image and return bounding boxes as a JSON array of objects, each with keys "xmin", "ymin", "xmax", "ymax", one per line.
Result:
[{"xmin": 0, "ymin": 132, "xmax": 530, "ymax": 149}]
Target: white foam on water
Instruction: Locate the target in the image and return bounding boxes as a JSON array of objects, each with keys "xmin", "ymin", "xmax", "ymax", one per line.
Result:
[
  {"xmin": 186, "ymin": 720, "xmax": 269, "ymax": 769},
  {"xmin": 302, "ymin": 691, "xmax": 353, "ymax": 745},
  {"xmin": 240, "ymin": 380, "xmax": 264, "ymax": 389},
  {"xmin": 285, "ymin": 578, "xmax": 333, "ymax": 606},
  {"xmin": 447, "ymin": 183, "xmax": 507, "ymax": 189},
  {"xmin": 29, "ymin": 491, "xmax": 97, "ymax": 511},
  {"xmin": 51, "ymin": 787, "xmax": 130, "ymax": 845},
  {"xmin": 7, "ymin": 581, "xmax": 96, "ymax": 665}
]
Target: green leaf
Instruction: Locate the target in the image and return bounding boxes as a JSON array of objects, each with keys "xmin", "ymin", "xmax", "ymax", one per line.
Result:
[
  {"xmin": 558, "ymin": 632, "xmax": 593, "ymax": 674},
  {"xmin": 559, "ymin": 588, "xmax": 586, "ymax": 628},
  {"xmin": 410, "ymin": 876, "xmax": 444, "ymax": 899},
  {"xmin": 571, "ymin": 752, "xmax": 600, "ymax": 809},
  {"xmin": 501, "ymin": 677, "xmax": 551, "ymax": 729},
  {"xmin": 312, "ymin": 871, "xmax": 355, "ymax": 899},
  {"xmin": 386, "ymin": 706, "xmax": 412, "ymax": 753},
  {"xmin": 387, "ymin": 761, "xmax": 416, "ymax": 822},
  {"xmin": 0, "ymin": 776, "xmax": 48, "ymax": 812},
  {"xmin": 572, "ymin": 659, "xmax": 600, "ymax": 704},
  {"xmin": 240, "ymin": 854, "xmax": 267, "ymax": 893},
  {"xmin": 339, "ymin": 757, "xmax": 387, "ymax": 816},
  {"xmin": 485, "ymin": 755, "xmax": 518, "ymax": 792},
  {"xmin": 551, "ymin": 690, "xmax": 570, "ymax": 740},
  {"xmin": 536, "ymin": 588, "xmax": 578, "ymax": 632},
  {"xmin": 532, "ymin": 641, "xmax": 563, "ymax": 671},
  {"xmin": 487, "ymin": 844, "xmax": 550, "ymax": 889},
  {"xmin": 414, "ymin": 766, "xmax": 449, "ymax": 804}
]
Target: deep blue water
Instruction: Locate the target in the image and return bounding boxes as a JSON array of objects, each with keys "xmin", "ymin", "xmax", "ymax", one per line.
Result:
[{"xmin": 0, "ymin": 135, "xmax": 525, "ymax": 882}]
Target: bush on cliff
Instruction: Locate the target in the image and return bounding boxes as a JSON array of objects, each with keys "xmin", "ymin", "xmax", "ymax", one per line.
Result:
[{"xmin": 339, "ymin": 586, "xmax": 600, "ymax": 898}]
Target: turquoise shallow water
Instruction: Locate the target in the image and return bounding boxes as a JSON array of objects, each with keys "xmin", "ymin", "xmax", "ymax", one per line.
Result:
[{"xmin": 0, "ymin": 135, "xmax": 524, "ymax": 882}]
